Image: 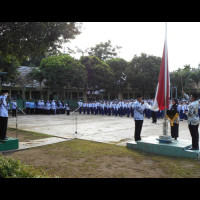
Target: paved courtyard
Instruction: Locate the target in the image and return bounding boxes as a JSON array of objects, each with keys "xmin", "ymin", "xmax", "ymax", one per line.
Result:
[{"xmin": 7, "ymin": 112, "xmax": 194, "ymax": 146}]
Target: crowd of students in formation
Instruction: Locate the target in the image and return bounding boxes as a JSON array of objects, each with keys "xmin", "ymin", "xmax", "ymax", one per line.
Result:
[
  {"xmin": 8, "ymin": 99, "xmax": 71, "ymax": 117},
  {"xmin": 77, "ymin": 99, "xmax": 200, "ymax": 120}
]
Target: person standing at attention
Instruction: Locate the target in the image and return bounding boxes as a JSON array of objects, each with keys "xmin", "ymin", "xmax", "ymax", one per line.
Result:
[
  {"xmin": 132, "ymin": 95, "xmax": 146, "ymax": 141},
  {"xmin": 182, "ymin": 90, "xmax": 199, "ymax": 150}
]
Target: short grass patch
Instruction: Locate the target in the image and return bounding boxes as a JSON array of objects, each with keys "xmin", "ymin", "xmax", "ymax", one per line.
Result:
[
  {"xmin": 5, "ymin": 139, "xmax": 200, "ymax": 178},
  {"xmin": 7, "ymin": 128, "xmax": 53, "ymax": 142}
]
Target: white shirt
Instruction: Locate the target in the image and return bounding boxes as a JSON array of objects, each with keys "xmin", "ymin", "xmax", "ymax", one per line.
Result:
[
  {"xmin": 0, "ymin": 95, "xmax": 9, "ymax": 117},
  {"xmin": 132, "ymin": 101, "xmax": 146, "ymax": 120},
  {"xmin": 184, "ymin": 93, "xmax": 199, "ymax": 125}
]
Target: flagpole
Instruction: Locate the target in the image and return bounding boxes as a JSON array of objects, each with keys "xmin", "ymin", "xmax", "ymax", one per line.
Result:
[{"xmin": 164, "ymin": 22, "xmax": 167, "ymax": 135}]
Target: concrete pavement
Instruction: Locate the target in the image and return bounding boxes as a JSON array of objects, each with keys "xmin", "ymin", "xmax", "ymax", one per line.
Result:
[{"xmin": 8, "ymin": 113, "xmax": 194, "ymax": 146}]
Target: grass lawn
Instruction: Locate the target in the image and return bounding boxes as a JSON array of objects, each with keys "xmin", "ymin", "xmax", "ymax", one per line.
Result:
[
  {"xmin": 7, "ymin": 128, "xmax": 53, "ymax": 142},
  {"xmin": 5, "ymin": 138, "xmax": 200, "ymax": 178}
]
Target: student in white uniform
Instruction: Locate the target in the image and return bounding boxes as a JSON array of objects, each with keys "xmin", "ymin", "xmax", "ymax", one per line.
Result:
[{"xmin": 0, "ymin": 92, "xmax": 9, "ymax": 140}]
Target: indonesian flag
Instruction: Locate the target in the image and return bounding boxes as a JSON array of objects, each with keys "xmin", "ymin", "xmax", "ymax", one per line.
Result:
[{"xmin": 151, "ymin": 42, "xmax": 170, "ymax": 111}]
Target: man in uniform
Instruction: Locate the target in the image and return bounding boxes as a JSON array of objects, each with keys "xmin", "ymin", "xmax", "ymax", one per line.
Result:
[
  {"xmin": 51, "ymin": 100, "xmax": 56, "ymax": 115},
  {"xmin": 182, "ymin": 90, "xmax": 199, "ymax": 150},
  {"xmin": 41, "ymin": 100, "xmax": 45, "ymax": 114},
  {"xmin": 132, "ymin": 95, "xmax": 146, "ymax": 141},
  {"xmin": 87, "ymin": 102, "xmax": 90, "ymax": 115},
  {"xmin": 34, "ymin": 100, "xmax": 39, "ymax": 114},
  {"xmin": 83, "ymin": 101, "xmax": 86, "ymax": 114},
  {"xmin": 46, "ymin": 100, "xmax": 51, "ymax": 115},
  {"xmin": 11, "ymin": 99, "xmax": 17, "ymax": 117},
  {"xmin": 25, "ymin": 100, "xmax": 30, "ymax": 114},
  {"xmin": 29, "ymin": 100, "xmax": 34, "ymax": 114},
  {"xmin": 0, "ymin": 92, "xmax": 9, "ymax": 140},
  {"xmin": 78, "ymin": 100, "xmax": 83, "ymax": 114},
  {"xmin": 38, "ymin": 100, "xmax": 42, "ymax": 114}
]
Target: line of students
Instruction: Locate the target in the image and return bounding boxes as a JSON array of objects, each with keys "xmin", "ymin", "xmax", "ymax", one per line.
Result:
[
  {"xmin": 77, "ymin": 99, "xmax": 165, "ymax": 119},
  {"xmin": 25, "ymin": 100, "xmax": 70, "ymax": 115}
]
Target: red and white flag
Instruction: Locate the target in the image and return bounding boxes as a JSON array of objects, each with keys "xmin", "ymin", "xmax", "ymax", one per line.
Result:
[{"xmin": 151, "ymin": 42, "xmax": 170, "ymax": 111}]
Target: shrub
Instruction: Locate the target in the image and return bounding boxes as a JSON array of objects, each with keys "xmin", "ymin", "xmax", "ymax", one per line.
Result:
[{"xmin": 0, "ymin": 155, "xmax": 48, "ymax": 178}]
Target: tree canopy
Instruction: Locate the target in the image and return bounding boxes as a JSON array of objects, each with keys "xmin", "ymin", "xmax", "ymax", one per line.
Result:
[
  {"xmin": 39, "ymin": 54, "xmax": 87, "ymax": 95},
  {"xmin": 126, "ymin": 53, "xmax": 161, "ymax": 97},
  {"xmin": 80, "ymin": 55, "xmax": 114, "ymax": 93},
  {"xmin": 106, "ymin": 58, "xmax": 128, "ymax": 93},
  {"xmin": 87, "ymin": 40, "xmax": 121, "ymax": 61},
  {"xmin": 0, "ymin": 22, "xmax": 82, "ymax": 63}
]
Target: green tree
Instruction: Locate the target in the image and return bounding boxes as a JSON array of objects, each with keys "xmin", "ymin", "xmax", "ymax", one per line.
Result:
[
  {"xmin": 0, "ymin": 22, "xmax": 82, "ymax": 63},
  {"xmin": 87, "ymin": 40, "xmax": 121, "ymax": 61},
  {"xmin": 80, "ymin": 55, "xmax": 114, "ymax": 98},
  {"xmin": 185, "ymin": 69, "xmax": 200, "ymax": 93},
  {"xmin": 39, "ymin": 54, "xmax": 87, "ymax": 99},
  {"xmin": 126, "ymin": 53, "xmax": 161, "ymax": 98},
  {"xmin": 170, "ymin": 65, "xmax": 194, "ymax": 98},
  {"xmin": 106, "ymin": 58, "xmax": 128, "ymax": 97},
  {"xmin": 0, "ymin": 56, "xmax": 20, "ymax": 86}
]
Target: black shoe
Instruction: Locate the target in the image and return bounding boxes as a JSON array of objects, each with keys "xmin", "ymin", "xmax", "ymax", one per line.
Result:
[
  {"xmin": 188, "ymin": 147, "xmax": 199, "ymax": 150},
  {"xmin": 0, "ymin": 137, "xmax": 8, "ymax": 140}
]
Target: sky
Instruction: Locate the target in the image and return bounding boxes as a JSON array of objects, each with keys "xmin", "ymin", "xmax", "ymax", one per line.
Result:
[{"xmin": 62, "ymin": 22, "xmax": 200, "ymax": 72}]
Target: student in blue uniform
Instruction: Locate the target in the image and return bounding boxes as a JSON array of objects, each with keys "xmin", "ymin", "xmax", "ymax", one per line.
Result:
[
  {"xmin": 35, "ymin": 100, "xmax": 39, "ymax": 114},
  {"xmin": 87, "ymin": 102, "xmax": 90, "ymax": 115},
  {"xmin": 83, "ymin": 102, "xmax": 86, "ymax": 114},
  {"xmin": 25, "ymin": 100, "xmax": 30, "ymax": 114},
  {"xmin": 46, "ymin": 100, "xmax": 51, "ymax": 115},
  {"xmin": 179, "ymin": 102, "xmax": 184, "ymax": 120},
  {"xmin": 61, "ymin": 101, "xmax": 65, "ymax": 114},
  {"xmin": 51, "ymin": 100, "xmax": 56, "ymax": 115},
  {"xmin": 132, "ymin": 95, "xmax": 146, "ymax": 141},
  {"xmin": 0, "ymin": 92, "xmax": 9, "ymax": 140},
  {"xmin": 66, "ymin": 103, "xmax": 70, "ymax": 115},
  {"xmin": 29, "ymin": 100, "xmax": 34, "ymax": 114},
  {"xmin": 78, "ymin": 100, "xmax": 82, "ymax": 114},
  {"xmin": 11, "ymin": 99, "xmax": 17, "ymax": 117}
]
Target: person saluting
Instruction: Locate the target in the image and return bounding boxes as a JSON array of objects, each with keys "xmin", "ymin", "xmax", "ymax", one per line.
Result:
[
  {"xmin": 0, "ymin": 92, "xmax": 9, "ymax": 140},
  {"xmin": 182, "ymin": 90, "xmax": 199, "ymax": 150},
  {"xmin": 132, "ymin": 95, "xmax": 146, "ymax": 141}
]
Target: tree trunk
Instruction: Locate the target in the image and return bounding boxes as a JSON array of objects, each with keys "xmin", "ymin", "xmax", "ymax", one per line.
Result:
[
  {"xmin": 22, "ymin": 87, "xmax": 25, "ymax": 100},
  {"xmin": 83, "ymin": 90, "xmax": 87, "ymax": 102},
  {"xmin": 118, "ymin": 90, "xmax": 123, "ymax": 99}
]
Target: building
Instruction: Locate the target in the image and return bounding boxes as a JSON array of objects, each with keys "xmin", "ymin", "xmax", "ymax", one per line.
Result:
[{"xmin": 1, "ymin": 66, "xmax": 155, "ymax": 103}]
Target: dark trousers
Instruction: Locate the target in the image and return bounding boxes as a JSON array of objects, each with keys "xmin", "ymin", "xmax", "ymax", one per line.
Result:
[
  {"xmin": 12, "ymin": 109, "xmax": 16, "ymax": 117},
  {"xmin": 26, "ymin": 108, "xmax": 30, "ymax": 114},
  {"xmin": 87, "ymin": 108, "xmax": 90, "ymax": 115},
  {"xmin": 127, "ymin": 108, "xmax": 130, "ymax": 117},
  {"xmin": 180, "ymin": 110, "xmax": 184, "ymax": 119},
  {"xmin": 91, "ymin": 108, "xmax": 94, "ymax": 114},
  {"xmin": 35, "ymin": 108, "xmax": 38, "ymax": 114},
  {"xmin": 134, "ymin": 120, "xmax": 143, "ymax": 141},
  {"xmin": 0, "ymin": 117, "xmax": 8, "ymax": 139},
  {"xmin": 152, "ymin": 111, "xmax": 157, "ymax": 123},
  {"xmin": 66, "ymin": 110, "xmax": 70, "ymax": 115},
  {"xmin": 30, "ymin": 108, "xmax": 34, "ymax": 114},
  {"xmin": 188, "ymin": 123, "xmax": 199, "ymax": 149},
  {"xmin": 171, "ymin": 123, "xmax": 179, "ymax": 139}
]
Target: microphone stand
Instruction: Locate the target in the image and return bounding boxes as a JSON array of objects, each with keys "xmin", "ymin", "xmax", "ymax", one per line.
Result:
[
  {"xmin": 16, "ymin": 107, "xmax": 26, "ymax": 138},
  {"xmin": 71, "ymin": 106, "xmax": 82, "ymax": 137}
]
